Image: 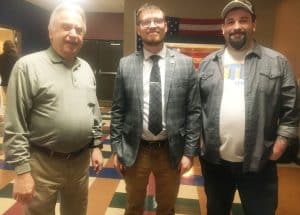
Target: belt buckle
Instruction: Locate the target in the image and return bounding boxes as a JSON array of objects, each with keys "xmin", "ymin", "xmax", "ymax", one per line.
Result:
[
  {"xmin": 49, "ymin": 150, "xmax": 72, "ymax": 159},
  {"xmin": 148, "ymin": 141, "xmax": 157, "ymax": 149},
  {"xmin": 151, "ymin": 141, "xmax": 164, "ymax": 148},
  {"xmin": 157, "ymin": 141, "xmax": 163, "ymax": 148}
]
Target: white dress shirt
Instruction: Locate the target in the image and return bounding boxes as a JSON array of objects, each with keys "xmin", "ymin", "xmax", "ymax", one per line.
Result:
[{"xmin": 142, "ymin": 46, "xmax": 168, "ymax": 141}]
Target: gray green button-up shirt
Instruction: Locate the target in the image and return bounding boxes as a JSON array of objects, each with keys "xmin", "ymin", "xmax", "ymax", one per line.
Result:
[{"xmin": 4, "ymin": 47, "xmax": 102, "ymax": 174}]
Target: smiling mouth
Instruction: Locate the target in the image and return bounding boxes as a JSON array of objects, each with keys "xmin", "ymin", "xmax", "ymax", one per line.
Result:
[
  {"xmin": 230, "ymin": 33, "xmax": 245, "ymax": 38},
  {"xmin": 65, "ymin": 42, "xmax": 78, "ymax": 47},
  {"xmin": 148, "ymin": 32, "xmax": 160, "ymax": 36},
  {"xmin": 230, "ymin": 31, "xmax": 245, "ymax": 36}
]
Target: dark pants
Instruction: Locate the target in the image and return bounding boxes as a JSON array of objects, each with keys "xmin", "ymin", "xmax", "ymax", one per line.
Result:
[{"xmin": 200, "ymin": 158, "xmax": 278, "ymax": 215}]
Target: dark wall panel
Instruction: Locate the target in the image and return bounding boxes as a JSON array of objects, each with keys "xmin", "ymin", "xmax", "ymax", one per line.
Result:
[
  {"xmin": 0, "ymin": 0, "xmax": 50, "ymax": 54},
  {"xmin": 78, "ymin": 40, "xmax": 123, "ymax": 100}
]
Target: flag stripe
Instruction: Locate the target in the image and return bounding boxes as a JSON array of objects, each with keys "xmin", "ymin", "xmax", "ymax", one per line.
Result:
[
  {"xmin": 178, "ymin": 30, "xmax": 223, "ymax": 36},
  {"xmin": 179, "ymin": 23, "xmax": 222, "ymax": 31},
  {"xmin": 176, "ymin": 18, "xmax": 223, "ymax": 36},
  {"xmin": 179, "ymin": 18, "xmax": 223, "ymax": 25}
]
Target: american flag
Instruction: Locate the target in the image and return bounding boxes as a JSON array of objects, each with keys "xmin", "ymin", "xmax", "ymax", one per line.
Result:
[
  {"xmin": 168, "ymin": 17, "xmax": 223, "ymax": 36},
  {"xmin": 137, "ymin": 16, "xmax": 224, "ymax": 51}
]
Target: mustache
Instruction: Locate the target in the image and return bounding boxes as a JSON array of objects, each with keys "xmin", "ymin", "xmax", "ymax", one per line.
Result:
[
  {"xmin": 65, "ymin": 40, "xmax": 79, "ymax": 45},
  {"xmin": 229, "ymin": 30, "xmax": 246, "ymax": 36},
  {"xmin": 148, "ymin": 30, "xmax": 160, "ymax": 33}
]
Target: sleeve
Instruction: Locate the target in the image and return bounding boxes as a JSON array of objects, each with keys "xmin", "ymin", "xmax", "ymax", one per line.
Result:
[
  {"xmin": 110, "ymin": 59, "xmax": 125, "ymax": 153},
  {"xmin": 88, "ymin": 64, "xmax": 103, "ymax": 149},
  {"xmin": 277, "ymin": 59, "xmax": 299, "ymax": 139},
  {"xmin": 90, "ymin": 95, "xmax": 103, "ymax": 149},
  {"xmin": 184, "ymin": 57, "xmax": 201, "ymax": 156},
  {"xmin": 3, "ymin": 58, "xmax": 34, "ymax": 174}
]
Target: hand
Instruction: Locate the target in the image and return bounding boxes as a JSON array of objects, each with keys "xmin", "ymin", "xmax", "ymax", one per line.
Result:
[
  {"xmin": 178, "ymin": 155, "xmax": 193, "ymax": 176},
  {"xmin": 113, "ymin": 153, "xmax": 125, "ymax": 175},
  {"xmin": 91, "ymin": 148, "xmax": 104, "ymax": 174},
  {"xmin": 269, "ymin": 136, "xmax": 289, "ymax": 161},
  {"xmin": 13, "ymin": 172, "xmax": 35, "ymax": 204}
]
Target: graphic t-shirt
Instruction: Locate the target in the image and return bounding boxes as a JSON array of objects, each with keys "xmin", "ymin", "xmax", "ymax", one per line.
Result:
[{"xmin": 219, "ymin": 48, "xmax": 247, "ymax": 162}]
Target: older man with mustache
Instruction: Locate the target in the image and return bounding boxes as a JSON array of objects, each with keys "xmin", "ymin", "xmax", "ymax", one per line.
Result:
[{"xmin": 4, "ymin": 2, "xmax": 103, "ymax": 215}]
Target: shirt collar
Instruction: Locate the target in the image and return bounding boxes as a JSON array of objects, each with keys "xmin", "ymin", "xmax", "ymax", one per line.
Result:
[
  {"xmin": 46, "ymin": 47, "xmax": 81, "ymax": 68},
  {"xmin": 143, "ymin": 45, "xmax": 167, "ymax": 61},
  {"xmin": 247, "ymin": 41, "xmax": 262, "ymax": 58},
  {"xmin": 212, "ymin": 40, "xmax": 261, "ymax": 61}
]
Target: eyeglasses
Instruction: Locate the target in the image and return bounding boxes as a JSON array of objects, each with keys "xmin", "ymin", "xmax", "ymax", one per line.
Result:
[{"xmin": 138, "ymin": 18, "xmax": 165, "ymax": 28}]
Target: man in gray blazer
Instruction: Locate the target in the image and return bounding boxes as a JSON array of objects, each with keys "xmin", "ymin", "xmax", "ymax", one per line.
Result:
[{"xmin": 110, "ymin": 3, "xmax": 201, "ymax": 215}]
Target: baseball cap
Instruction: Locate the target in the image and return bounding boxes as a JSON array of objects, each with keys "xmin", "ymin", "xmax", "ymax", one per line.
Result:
[{"xmin": 221, "ymin": 0, "xmax": 255, "ymax": 19}]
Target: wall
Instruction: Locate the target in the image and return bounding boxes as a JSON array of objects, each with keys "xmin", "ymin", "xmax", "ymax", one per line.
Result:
[
  {"xmin": 86, "ymin": 13, "xmax": 123, "ymax": 40},
  {"xmin": 273, "ymin": 0, "xmax": 300, "ymax": 78},
  {"xmin": 0, "ymin": 0, "xmax": 50, "ymax": 54},
  {"xmin": 123, "ymin": 0, "xmax": 279, "ymax": 55}
]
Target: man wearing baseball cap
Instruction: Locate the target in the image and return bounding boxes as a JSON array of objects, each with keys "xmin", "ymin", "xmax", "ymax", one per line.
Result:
[{"xmin": 198, "ymin": 0, "xmax": 298, "ymax": 214}]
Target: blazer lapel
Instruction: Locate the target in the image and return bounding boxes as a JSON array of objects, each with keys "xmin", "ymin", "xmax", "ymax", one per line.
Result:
[
  {"xmin": 133, "ymin": 51, "xmax": 144, "ymax": 111},
  {"xmin": 164, "ymin": 49, "xmax": 175, "ymax": 106}
]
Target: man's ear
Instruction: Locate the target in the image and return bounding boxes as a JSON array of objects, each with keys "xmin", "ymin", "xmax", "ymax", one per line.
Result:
[
  {"xmin": 136, "ymin": 26, "xmax": 141, "ymax": 37},
  {"xmin": 221, "ymin": 24, "xmax": 225, "ymax": 35},
  {"xmin": 49, "ymin": 30, "xmax": 53, "ymax": 42},
  {"xmin": 164, "ymin": 21, "xmax": 168, "ymax": 33}
]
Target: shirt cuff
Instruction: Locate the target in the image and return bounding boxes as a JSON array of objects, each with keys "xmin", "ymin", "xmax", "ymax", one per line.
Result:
[
  {"xmin": 111, "ymin": 143, "xmax": 118, "ymax": 153},
  {"xmin": 15, "ymin": 163, "xmax": 31, "ymax": 175},
  {"xmin": 277, "ymin": 125, "xmax": 298, "ymax": 139},
  {"xmin": 89, "ymin": 138, "xmax": 103, "ymax": 149}
]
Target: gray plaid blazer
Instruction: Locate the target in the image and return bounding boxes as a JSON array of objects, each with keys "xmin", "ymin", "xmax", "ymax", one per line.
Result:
[{"xmin": 110, "ymin": 48, "xmax": 201, "ymax": 168}]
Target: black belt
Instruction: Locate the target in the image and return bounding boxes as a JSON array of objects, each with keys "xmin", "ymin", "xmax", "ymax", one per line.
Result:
[
  {"xmin": 140, "ymin": 139, "xmax": 168, "ymax": 149},
  {"xmin": 31, "ymin": 144, "xmax": 88, "ymax": 159}
]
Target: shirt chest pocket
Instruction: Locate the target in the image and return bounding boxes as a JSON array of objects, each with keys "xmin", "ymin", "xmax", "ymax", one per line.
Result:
[
  {"xmin": 259, "ymin": 68, "xmax": 281, "ymax": 95},
  {"xmin": 199, "ymin": 69, "xmax": 217, "ymax": 94},
  {"xmin": 199, "ymin": 69, "xmax": 214, "ymax": 80}
]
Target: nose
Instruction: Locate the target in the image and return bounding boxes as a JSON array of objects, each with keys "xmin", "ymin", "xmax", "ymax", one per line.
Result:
[
  {"xmin": 149, "ymin": 20, "xmax": 157, "ymax": 28},
  {"xmin": 233, "ymin": 21, "xmax": 241, "ymax": 29},
  {"xmin": 68, "ymin": 28, "xmax": 77, "ymax": 36}
]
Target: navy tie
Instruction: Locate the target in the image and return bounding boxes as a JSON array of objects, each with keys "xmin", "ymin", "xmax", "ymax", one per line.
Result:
[{"xmin": 148, "ymin": 55, "xmax": 162, "ymax": 135}]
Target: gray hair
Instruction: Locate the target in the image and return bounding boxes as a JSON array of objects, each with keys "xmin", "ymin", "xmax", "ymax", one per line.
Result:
[{"xmin": 48, "ymin": 2, "xmax": 86, "ymax": 34}]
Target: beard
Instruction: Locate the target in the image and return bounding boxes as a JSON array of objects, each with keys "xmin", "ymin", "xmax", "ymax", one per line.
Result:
[
  {"xmin": 143, "ymin": 39, "xmax": 164, "ymax": 47},
  {"xmin": 228, "ymin": 31, "xmax": 247, "ymax": 50},
  {"xmin": 142, "ymin": 31, "xmax": 165, "ymax": 47}
]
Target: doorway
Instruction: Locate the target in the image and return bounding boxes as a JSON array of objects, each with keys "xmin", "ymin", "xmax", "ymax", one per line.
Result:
[
  {"xmin": 0, "ymin": 26, "xmax": 21, "ymax": 54},
  {"xmin": 78, "ymin": 40, "xmax": 123, "ymax": 106}
]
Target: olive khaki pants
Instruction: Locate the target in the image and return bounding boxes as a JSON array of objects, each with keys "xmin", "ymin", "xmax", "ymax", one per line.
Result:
[{"xmin": 25, "ymin": 148, "xmax": 90, "ymax": 215}]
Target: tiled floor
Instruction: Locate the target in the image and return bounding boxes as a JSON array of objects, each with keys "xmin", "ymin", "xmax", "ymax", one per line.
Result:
[{"xmin": 0, "ymin": 107, "xmax": 300, "ymax": 215}]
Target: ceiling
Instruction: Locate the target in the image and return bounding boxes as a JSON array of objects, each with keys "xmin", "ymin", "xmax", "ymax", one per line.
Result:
[{"xmin": 25, "ymin": 0, "xmax": 124, "ymax": 13}]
